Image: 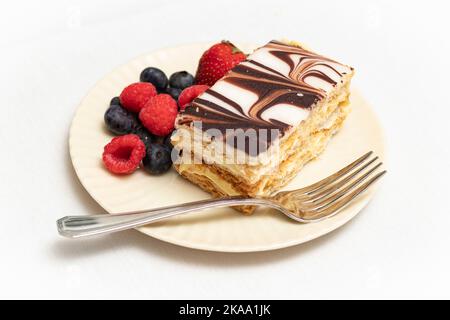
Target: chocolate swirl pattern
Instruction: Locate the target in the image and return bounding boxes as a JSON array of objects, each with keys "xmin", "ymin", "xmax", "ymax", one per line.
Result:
[{"xmin": 177, "ymin": 40, "xmax": 353, "ymax": 153}]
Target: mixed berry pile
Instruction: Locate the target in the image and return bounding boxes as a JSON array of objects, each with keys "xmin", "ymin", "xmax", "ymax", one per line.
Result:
[{"xmin": 102, "ymin": 41, "xmax": 246, "ymax": 175}]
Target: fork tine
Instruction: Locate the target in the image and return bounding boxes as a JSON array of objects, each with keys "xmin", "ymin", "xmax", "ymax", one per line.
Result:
[
  {"xmin": 305, "ymin": 162, "xmax": 383, "ymax": 211},
  {"xmin": 305, "ymin": 160, "xmax": 382, "ymax": 204},
  {"xmin": 289, "ymin": 151, "xmax": 373, "ymax": 196},
  {"xmin": 306, "ymin": 170, "xmax": 387, "ymax": 219}
]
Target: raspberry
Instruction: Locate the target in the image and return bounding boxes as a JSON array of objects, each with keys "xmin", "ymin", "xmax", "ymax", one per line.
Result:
[
  {"xmin": 178, "ymin": 85, "xmax": 209, "ymax": 110},
  {"xmin": 102, "ymin": 134, "xmax": 146, "ymax": 174},
  {"xmin": 139, "ymin": 94, "xmax": 178, "ymax": 136},
  {"xmin": 119, "ymin": 82, "xmax": 157, "ymax": 113}
]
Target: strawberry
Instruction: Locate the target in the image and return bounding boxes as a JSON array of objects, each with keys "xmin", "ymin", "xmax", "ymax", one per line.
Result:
[{"xmin": 195, "ymin": 41, "xmax": 246, "ymax": 86}]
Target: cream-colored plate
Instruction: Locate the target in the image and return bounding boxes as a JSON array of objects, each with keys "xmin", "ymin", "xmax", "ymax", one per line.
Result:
[{"xmin": 69, "ymin": 43, "xmax": 385, "ymax": 252}]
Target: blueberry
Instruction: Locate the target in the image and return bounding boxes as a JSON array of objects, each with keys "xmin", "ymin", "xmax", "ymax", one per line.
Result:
[
  {"xmin": 133, "ymin": 126, "xmax": 155, "ymax": 148},
  {"xmin": 165, "ymin": 87, "xmax": 182, "ymax": 102},
  {"xmin": 142, "ymin": 143, "xmax": 172, "ymax": 174},
  {"xmin": 152, "ymin": 135, "xmax": 164, "ymax": 145},
  {"xmin": 140, "ymin": 67, "xmax": 168, "ymax": 92},
  {"xmin": 150, "ymin": 133, "xmax": 173, "ymax": 150},
  {"xmin": 110, "ymin": 96, "xmax": 121, "ymax": 106},
  {"xmin": 164, "ymin": 134, "xmax": 173, "ymax": 150},
  {"xmin": 104, "ymin": 105, "xmax": 139, "ymax": 135},
  {"xmin": 169, "ymin": 71, "xmax": 194, "ymax": 90}
]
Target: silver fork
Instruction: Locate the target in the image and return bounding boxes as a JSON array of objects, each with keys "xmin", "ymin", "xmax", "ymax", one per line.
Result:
[{"xmin": 57, "ymin": 151, "xmax": 386, "ymax": 239}]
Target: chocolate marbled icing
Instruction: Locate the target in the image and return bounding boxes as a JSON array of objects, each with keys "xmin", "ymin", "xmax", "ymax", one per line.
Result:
[{"xmin": 176, "ymin": 40, "xmax": 353, "ymax": 155}]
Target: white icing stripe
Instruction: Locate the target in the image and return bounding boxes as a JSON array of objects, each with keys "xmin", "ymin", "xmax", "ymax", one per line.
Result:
[
  {"xmin": 194, "ymin": 41, "xmax": 352, "ymax": 127},
  {"xmin": 260, "ymin": 104, "xmax": 310, "ymax": 126}
]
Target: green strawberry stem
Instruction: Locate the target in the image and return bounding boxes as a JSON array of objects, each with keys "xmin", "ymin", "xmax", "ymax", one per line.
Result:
[{"xmin": 221, "ymin": 40, "xmax": 243, "ymax": 54}]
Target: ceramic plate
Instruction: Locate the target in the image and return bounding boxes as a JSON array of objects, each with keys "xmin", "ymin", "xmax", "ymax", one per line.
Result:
[{"xmin": 69, "ymin": 43, "xmax": 385, "ymax": 252}]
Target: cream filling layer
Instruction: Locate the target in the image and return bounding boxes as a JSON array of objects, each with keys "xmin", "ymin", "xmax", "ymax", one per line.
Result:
[{"xmin": 177, "ymin": 164, "xmax": 239, "ymax": 196}]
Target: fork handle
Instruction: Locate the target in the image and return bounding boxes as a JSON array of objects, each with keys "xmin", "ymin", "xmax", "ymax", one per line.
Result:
[{"xmin": 57, "ymin": 197, "xmax": 276, "ymax": 239}]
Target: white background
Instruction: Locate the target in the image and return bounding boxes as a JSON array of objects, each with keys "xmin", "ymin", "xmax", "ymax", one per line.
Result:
[{"xmin": 1, "ymin": 0, "xmax": 449, "ymax": 299}]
